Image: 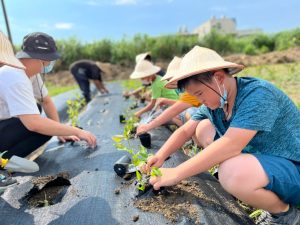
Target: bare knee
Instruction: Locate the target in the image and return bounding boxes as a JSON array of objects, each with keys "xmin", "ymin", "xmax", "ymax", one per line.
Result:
[
  {"xmin": 195, "ymin": 119, "xmax": 215, "ymax": 148},
  {"xmin": 218, "ymin": 155, "xmax": 269, "ymax": 194},
  {"xmin": 218, "ymin": 157, "xmax": 246, "ymax": 193}
]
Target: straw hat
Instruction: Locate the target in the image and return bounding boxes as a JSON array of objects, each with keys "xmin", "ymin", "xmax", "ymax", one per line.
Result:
[
  {"xmin": 161, "ymin": 56, "xmax": 182, "ymax": 81},
  {"xmin": 135, "ymin": 52, "xmax": 151, "ymax": 64},
  {"xmin": 130, "ymin": 60, "xmax": 161, "ymax": 79},
  {"xmin": 0, "ymin": 31, "xmax": 25, "ymax": 69},
  {"xmin": 166, "ymin": 46, "xmax": 244, "ymax": 89}
]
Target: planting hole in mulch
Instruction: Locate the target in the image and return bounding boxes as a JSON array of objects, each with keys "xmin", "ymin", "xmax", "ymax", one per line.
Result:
[
  {"xmin": 24, "ymin": 172, "xmax": 71, "ymax": 208},
  {"xmin": 134, "ymin": 179, "xmax": 219, "ymax": 225}
]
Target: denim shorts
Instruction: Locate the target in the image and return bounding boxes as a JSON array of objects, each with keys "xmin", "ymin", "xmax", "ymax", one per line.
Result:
[
  {"xmin": 253, "ymin": 154, "xmax": 300, "ymax": 206},
  {"xmin": 179, "ymin": 107, "xmax": 198, "ymax": 124}
]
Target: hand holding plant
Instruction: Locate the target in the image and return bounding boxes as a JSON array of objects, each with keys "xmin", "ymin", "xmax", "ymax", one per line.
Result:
[
  {"xmin": 136, "ymin": 124, "xmax": 150, "ymax": 136},
  {"xmin": 149, "ymin": 167, "xmax": 181, "ymax": 190},
  {"xmin": 112, "ymin": 134, "xmax": 163, "ymax": 192}
]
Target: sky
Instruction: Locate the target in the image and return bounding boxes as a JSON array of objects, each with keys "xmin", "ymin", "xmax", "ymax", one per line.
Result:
[{"xmin": 1, "ymin": 0, "xmax": 300, "ymax": 45}]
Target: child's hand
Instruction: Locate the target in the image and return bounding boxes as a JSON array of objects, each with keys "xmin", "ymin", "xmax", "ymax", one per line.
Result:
[
  {"xmin": 149, "ymin": 168, "xmax": 181, "ymax": 190},
  {"xmin": 140, "ymin": 154, "xmax": 164, "ymax": 174},
  {"xmin": 134, "ymin": 111, "xmax": 142, "ymax": 118},
  {"xmin": 136, "ymin": 124, "xmax": 150, "ymax": 136}
]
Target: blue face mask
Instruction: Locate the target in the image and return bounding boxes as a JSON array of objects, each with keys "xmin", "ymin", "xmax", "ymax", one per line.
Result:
[
  {"xmin": 42, "ymin": 61, "xmax": 56, "ymax": 73},
  {"xmin": 176, "ymin": 88, "xmax": 184, "ymax": 94},
  {"xmin": 214, "ymin": 77, "xmax": 228, "ymax": 109}
]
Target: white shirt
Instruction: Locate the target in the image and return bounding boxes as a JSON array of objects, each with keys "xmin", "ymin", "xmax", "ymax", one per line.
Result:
[
  {"xmin": 30, "ymin": 73, "xmax": 48, "ymax": 103},
  {"xmin": 0, "ymin": 66, "xmax": 40, "ymax": 120}
]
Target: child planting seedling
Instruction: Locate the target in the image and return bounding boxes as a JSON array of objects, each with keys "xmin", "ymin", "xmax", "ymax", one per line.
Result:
[{"xmin": 112, "ymin": 134, "xmax": 162, "ymax": 195}]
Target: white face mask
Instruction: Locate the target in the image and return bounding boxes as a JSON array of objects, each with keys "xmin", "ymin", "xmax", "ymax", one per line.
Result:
[{"xmin": 142, "ymin": 80, "xmax": 151, "ymax": 86}]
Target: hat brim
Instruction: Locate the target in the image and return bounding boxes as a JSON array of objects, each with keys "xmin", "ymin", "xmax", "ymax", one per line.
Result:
[
  {"xmin": 161, "ymin": 72, "xmax": 174, "ymax": 81},
  {"xmin": 165, "ymin": 62, "xmax": 244, "ymax": 89},
  {"xmin": 16, "ymin": 51, "xmax": 61, "ymax": 61},
  {"xmin": 130, "ymin": 66, "xmax": 161, "ymax": 79},
  {"xmin": 0, "ymin": 58, "xmax": 25, "ymax": 70}
]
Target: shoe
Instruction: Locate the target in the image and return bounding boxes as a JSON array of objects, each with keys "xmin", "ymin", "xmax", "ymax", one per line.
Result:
[
  {"xmin": 0, "ymin": 174, "xmax": 17, "ymax": 190},
  {"xmin": 256, "ymin": 206, "xmax": 300, "ymax": 225}
]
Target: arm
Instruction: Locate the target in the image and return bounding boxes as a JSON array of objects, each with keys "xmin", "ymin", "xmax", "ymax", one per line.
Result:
[
  {"xmin": 134, "ymin": 99, "xmax": 156, "ymax": 118},
  {"xmin": 18, "ymin": 114, "xmax": 97, "ymax": 147},
  {"xmin": 156, "ymin": 119, "xmax": 199, "ymax": 160},
  {"xmin": 156, "ymin": 98, "xmax": 177, "ymax": 107},
  {"xmin": 41, "ymin": 96, "xmax": 60, "ymax": 122},
  {"xmin": 142, "ymin": 119, "xmax": 199, "ymax": 173},
  {"xmin": 93, "ymin": 80, "xmax": 109, "ymax": 93},
  {"xmin": 150, "ymin": 127, "xmax": 257, "ymax": 189},
  {"xmin": 41, "ymin": 95, "xmax": 79, "ymax": 142},
  {"xmin": 137, "ymin": 101, "xmax": 192, "ymax": 134}
]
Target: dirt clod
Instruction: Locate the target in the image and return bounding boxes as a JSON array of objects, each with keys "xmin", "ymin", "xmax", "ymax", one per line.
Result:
[
  {"xmin": 115, "ymin": 189, "xmax": 120, "ymax": 195},
  {"xmin": 133, "ymin": 215, "xmax": 139, "ymax": 222}
]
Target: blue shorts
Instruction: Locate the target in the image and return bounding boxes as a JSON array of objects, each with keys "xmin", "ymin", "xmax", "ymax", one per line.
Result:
[
  {"xmin": 253, "ymin": 154, "xmax": 300, "ymax": 206},
  {"xmin": 179, "ymin": 107, "xmax": 198, "ymax": 124}
]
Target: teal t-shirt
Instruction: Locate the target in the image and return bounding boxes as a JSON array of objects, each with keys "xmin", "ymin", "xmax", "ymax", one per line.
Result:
[
  {"xmin": 151, "ymin": 75, "xmax": 179, "ymax": 100},
  {"xmin": 192, "ymin": 77, "xmax": 300, "ymax": 162}
]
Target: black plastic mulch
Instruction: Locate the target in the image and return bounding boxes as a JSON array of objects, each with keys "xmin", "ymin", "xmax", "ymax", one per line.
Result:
[{"xmin": 0, "ymin": 83, "xmax": 254, "ymax": 225}]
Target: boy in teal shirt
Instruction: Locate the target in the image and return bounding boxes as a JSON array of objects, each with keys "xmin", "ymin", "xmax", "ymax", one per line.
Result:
[
  {"xmin": 145, "ymin": 46, "xmax": 300, "ymax": 225},
  {"xmin": 130, "ymin": 60, "xmax": 178, "ymax": 118}
]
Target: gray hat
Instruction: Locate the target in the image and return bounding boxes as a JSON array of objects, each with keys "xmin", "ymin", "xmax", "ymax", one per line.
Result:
[{"xmin": 16, "ymin": 32, "xmax": 60, "ymax": 61}]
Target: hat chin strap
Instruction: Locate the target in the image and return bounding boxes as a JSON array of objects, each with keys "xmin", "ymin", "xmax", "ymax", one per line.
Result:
[
  {"xmin": 214, "ymin": 77, "xmax": 227, "ymax": 104},
  {"xmin": 197, "ymin": 79, "xmax": 226, "ymax": 103}
]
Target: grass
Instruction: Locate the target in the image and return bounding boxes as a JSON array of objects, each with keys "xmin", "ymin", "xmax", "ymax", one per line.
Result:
[
  {"xmin": 238, "ymin": 62, "xmax": 300, "ymax": 107},
  {"xmin": 46, "ymin": 83, "xmax": 78, "ymax": 97}
]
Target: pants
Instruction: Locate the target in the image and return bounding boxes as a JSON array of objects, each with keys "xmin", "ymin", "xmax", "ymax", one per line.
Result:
[
  {"xmin": 0, "ymin": 117, "xmax": 52, "ymax": 159},
  {"xmin": 71, "ymin": 69, "xmax": 101, "ymax": 103}
]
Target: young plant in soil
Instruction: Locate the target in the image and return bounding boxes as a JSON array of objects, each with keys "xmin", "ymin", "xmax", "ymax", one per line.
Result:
[
  {"xmin": 112, "ymin": 135, "xmax": 162, "ymax": 194},
  {"xmin": 66, "ymin": 94, "xmax": 86, "ymax": 127},
  {"xmin": 123, "ymin": 115, "xmax": 139, "ymax": 138}
]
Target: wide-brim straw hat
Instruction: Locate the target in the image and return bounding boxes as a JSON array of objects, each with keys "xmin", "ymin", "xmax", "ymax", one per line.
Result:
[
  {"xmin": 161, "ymin": 56, "xmax": 182, "ymax": 88},
  {"xmin": 166, "ymin": 46, "xmax": 244, "ymax": 89},
  {"xmin": 135, "ymin": 52, "xmax": 151, "ymax": 64},
  {"xmin": 130, "ymin": 59, "xmax": 161, "ymax": 79},
  {"xmin": 161, "ymin": 56, "xmax": 182, "ymax": 81},
  {"xmin": 0, "ymin": 31, "xmax": 25, "ymax": 69}
]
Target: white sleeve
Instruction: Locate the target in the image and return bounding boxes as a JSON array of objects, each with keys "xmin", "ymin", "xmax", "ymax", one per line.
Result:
[
  {"xmin": 31, "ymin": 74, "xmax": 48, "ymax": 101},
  {"xmin": 5, "ymin": 81, "xmax": 40, "ymax": 117}
]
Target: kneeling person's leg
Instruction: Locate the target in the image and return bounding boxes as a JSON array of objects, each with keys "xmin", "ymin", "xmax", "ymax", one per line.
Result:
[
  {"xmin": 194, "ymin": 119, "xmax": 215, "ymax": 148},
  {"xmin": 218, "ymin": 154, "xmax": 300, "ymax": 213},
  {"xmin": 0, "ymin": 118, "xmax": 51, "ymax": 158}
]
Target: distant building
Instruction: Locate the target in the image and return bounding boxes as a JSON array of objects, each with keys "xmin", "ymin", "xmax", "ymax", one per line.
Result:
[{"xmin": 192, "ymin": 16, "xmax": 262, "ymax": 38}]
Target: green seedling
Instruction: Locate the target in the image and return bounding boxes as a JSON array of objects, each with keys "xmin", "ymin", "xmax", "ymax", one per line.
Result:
[
  {"xmin": 123, "ymin": 115, "xmax": 139, "ymax": 139},
  {"xmin": 66, "ymin": 95, "xmax": 86, "ymax": 127},
  {"xmin": 112, "ymin": 134, "xmax": 162, "ymax": 192}
]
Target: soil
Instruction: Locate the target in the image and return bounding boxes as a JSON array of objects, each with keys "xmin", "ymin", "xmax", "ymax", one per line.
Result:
[
  {"xmin": 25, "ymin": 172, "xmax": 71, "ymax": 208},
  {"xmin": 46, "ymin": 48, "xmax": 300, "ymax": 86},
  {"xmin": 224, "ymin": 47, "xmax": 300, "ymax": 66},
  {"xmin": 134, "ymin": 179, "xmax": 213, "ymax": 224}
]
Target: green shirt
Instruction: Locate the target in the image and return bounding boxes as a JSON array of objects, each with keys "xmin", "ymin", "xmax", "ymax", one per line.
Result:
[{"xmin": 151, "ymin": 75, "xmax": 179, "ymax": 100}]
